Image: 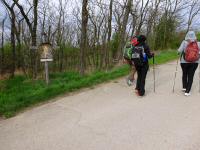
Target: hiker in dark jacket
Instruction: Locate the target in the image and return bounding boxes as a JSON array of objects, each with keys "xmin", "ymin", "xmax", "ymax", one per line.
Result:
[
  {"xmin": 178, "ymin": 31, "xmax": 200, "ymax": 96},
  {"xmin": 133, "ymin": 35, "xmax": 154, "ymax": 96}
]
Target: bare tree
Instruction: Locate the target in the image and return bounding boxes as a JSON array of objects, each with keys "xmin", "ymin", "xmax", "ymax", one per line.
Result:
[
  {"xmin": 88, "ymin": 0, "xmax": 106, "ymax": 69},
  {"xmin": 13, "ymin": 0, "xmax": 39, "ymax": 78},
  {"xmin": 135, "ymin": 0, "xmax": 150, "ymax": 35},
  {"xmin": 80, "ymin": 0, "xmax": 89, "ymax": 75},
  {"xmin": 0, "ymin": 0, "xmax": 199, "ymax": 78},
  {"xmin": 54, "ymin": 0, "xmax": 68, "ymax": 72},
  {"xmin": 146, "ymin": 0, "xmax": 162, "ymax": 39},
  {"xmin": 185, "ymin": 0, "xmax": 200, "ymax": 33},
  {"xmin": 104, "ymin": 0, "xmax": 113, "ymax": 69},
  {"xmin": 108, "ymin": 0, "xmax": 113, "ymax": 42},
  {"xmin": 1, "ymin": 0, "xmax": 17, "ymax": 77},
  {"xmin": 116, "ymin": 0, "xmax": 132, "ymax": 60}
]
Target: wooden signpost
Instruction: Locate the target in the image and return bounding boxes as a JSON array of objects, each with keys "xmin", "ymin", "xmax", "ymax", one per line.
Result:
[{"xmin": 39, "ymin": 43, "xmax": 53, "ymax": 85}]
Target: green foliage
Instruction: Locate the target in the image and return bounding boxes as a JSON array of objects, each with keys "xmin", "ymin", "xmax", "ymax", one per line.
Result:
[
  {"xmin": 0, "ymin": 50, "xmax": 178, "ymax": 118},
  {"xmin": 63, "ymin": 46, "xmax": 79, "ymax": 54},
  {"xmin": 196, "ymin": 32, "xmax": 200, "ymax": 41},
  {"xmin": 154, "ymin": 13, "xmax": 179, "ymax": 50},
  {"xmin": 110, "ymin": 32, "xmax": 120, "ymax": 57},
  {"xmin": 149, "ymin": 50, "xmax": 179, "ymax": 65},
  {"xmin": 168, "ymin": 33, "xmax": 183, "ymax": 49},
  {"xmin": 1, "ymin": 43, "xmax": 12, "ymax": 71}
]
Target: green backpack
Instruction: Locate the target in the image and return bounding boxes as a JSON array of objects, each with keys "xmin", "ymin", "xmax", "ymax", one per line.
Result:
[{"xmin": 123, "ymin": 42, "xmax": 133, "ymax": 60}]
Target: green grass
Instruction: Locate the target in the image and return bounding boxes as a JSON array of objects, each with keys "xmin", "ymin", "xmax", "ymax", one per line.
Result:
[
  {"xmin": 0, "ymin": 50, "xmax": 179, "ymax": 118},
  {"xmin": 149, "ymin": 49, "xmax": 179, "ymax": 65}
]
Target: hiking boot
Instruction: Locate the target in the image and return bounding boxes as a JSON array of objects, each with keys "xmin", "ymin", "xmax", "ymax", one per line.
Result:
[
  {"xmin": 135, "ymin": 90, "xmax": 143, "ymax": 97},
  {"xmin": 135, "ymin": 89, "xmax": 139, "ymax": 95},
  {"xmin": 135, "ymin": 87, "xmax": 139, "ymax": 90},
  {"xmin": 184, "ymin": 92, "xmax": 191, "ymax": 96}
]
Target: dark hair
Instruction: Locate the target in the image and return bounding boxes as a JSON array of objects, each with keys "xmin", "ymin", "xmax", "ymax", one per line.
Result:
[{"xmin": 138, "ymin": 35, "xmax": 146, "ymax": 43}]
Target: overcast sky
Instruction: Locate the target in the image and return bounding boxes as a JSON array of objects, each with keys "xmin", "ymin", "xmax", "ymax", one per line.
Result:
[
  {"xmin": 0, "ymin": 2, "xmax": 6, "ymax": 20},
  {"xmin": 0, "ymin": 0, "xmax": 200, "ymax": 32}
]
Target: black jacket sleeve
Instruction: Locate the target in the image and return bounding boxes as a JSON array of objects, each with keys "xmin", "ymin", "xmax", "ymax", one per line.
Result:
[{"xmin": 144, "ymin": 44, "xmax": 153, "ymax": 59}]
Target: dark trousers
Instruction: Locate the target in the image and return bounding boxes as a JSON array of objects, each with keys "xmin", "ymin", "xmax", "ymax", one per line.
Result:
[
  {"xmin": 135, "ymin": 64, "xmax": 149, "ymax": 96},
  {"xmin": 181, "ymin": 63, "xmax": 198, "ymax": 93}
]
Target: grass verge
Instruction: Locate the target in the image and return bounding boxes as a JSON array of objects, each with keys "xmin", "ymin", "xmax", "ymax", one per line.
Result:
[{"xmin": 0, "ymin": 50, "xmax": 179, "ymax": 118}]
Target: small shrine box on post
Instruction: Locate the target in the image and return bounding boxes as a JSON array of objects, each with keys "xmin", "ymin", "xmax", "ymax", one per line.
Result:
[{"xmin": 39, "ymin": 42, "xmax": 53, "ymax": 85}]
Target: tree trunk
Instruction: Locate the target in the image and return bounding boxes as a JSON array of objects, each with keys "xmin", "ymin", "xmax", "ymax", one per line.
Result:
[
  {"xmin": 15, "ymin": 21, "xmax": 22, "ymax": 69},
  {"xmin": 108, "ymin": 0, "xmax": 113, "ymax": 42},
  {"xmin": 10, "ymin": 11, "xmax": 16, "ymax": 78},
  {"xmin": 105, "ymin": 0, "xmax": 113, "ymax": 69},
  {"xmin": 0, "ymin": 17, "xmax": 5, "ymax": 75},
  {"xmin": 59, "ymin": 46, "xmax": 64, "ymax": 72},
  {"xmin": 131, "ymin": 14, "xmax": 137, "ymax": 37},
  {"xmin": 31, "ymin": 0, "xmax": 38, "ymax": 79},
  {"xmin": 80, "ymin": 0, "xmax": 89, "ymax": 75}
]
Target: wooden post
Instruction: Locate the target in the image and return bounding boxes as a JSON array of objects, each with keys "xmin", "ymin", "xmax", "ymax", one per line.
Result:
[
  {"xmin": 44, "ymin": 61, "xmax": 49, "ymax": 85},
  {"xmin": 39, "ymin": 43, "xmax": 53, "ymax": 85}
]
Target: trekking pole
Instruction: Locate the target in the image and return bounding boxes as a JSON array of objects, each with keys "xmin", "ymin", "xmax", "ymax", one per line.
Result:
[
  {"xmin": 153, "ymin": 55, "xmax": 156, "ymax": 93},
  {"xmin": 172, "ymin": 58, "xmax": 179, "ymax": 93}
]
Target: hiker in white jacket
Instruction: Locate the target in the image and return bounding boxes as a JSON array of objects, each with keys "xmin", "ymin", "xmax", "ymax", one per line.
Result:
[{"xmin": 178, "ymin": 31, "xmax": 200, "ymax": 96}]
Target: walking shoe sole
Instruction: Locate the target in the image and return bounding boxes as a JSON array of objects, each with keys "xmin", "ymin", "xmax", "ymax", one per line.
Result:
[{"xmin": 184, "ymin": 93, "xmax": 191, "ymax": 96}]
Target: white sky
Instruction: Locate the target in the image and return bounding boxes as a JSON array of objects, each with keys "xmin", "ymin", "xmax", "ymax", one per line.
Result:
[{"xmin": 0, "ymin": 0, "xmax": 200, "ymax": 31}]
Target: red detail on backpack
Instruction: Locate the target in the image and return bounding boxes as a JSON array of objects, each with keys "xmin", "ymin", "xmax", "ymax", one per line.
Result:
[
  {"xmin": 184, "ymin": 41, "xmax": 199, "ymax": 62},
  {"xmin": 131, "ymin": 37, "xmax": 139, "ymax": 46}
]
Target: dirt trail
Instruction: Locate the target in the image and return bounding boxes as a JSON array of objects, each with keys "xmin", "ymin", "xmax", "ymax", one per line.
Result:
[{"xmin": 0, "ymin": 61, "xmax": 200, "ymax": 150}]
